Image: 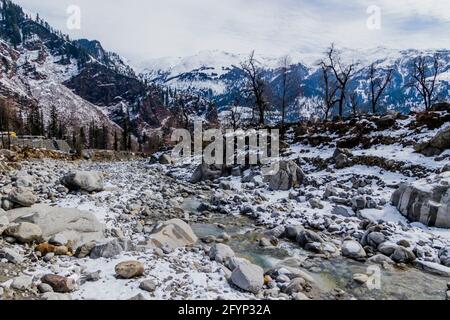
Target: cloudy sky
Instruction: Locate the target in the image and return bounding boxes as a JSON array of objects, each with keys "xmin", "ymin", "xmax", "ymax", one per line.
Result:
[{"xmin": 14, "ymin": 0, "xmax": 450, "ymax": 62}]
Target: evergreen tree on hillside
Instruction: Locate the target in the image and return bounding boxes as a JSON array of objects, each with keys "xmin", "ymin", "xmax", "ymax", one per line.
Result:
[
  {"xmin": 48, "ymin": 105, "xmax": 59, "ymax": 138},
  {"xmin": 0, "ymin": 0, "xmax": 24, "ymax": 48}
]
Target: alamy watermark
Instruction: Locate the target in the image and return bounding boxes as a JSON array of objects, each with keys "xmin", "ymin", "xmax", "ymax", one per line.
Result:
[
  {"xmin": 171, "ymin": 121, "xmax": 280, "ymax": 176},
  {"xmin": 367, "ymin": 5, "xmax": 382, "ymax": 30},
  {"xmin": 66, "ymin": 5, "xmax": 81, "ymax": 30}
]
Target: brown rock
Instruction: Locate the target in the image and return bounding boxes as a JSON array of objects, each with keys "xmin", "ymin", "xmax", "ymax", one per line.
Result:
[
  {"xmin": 41, "ymin": 274, "xmax": 77, "ymax": 293},
  {"xmin": 115, "ymin": 261, "xmax": 145, "ymax": 279},
  {"xmin": 36, "ymin": 243, "xmax": 56, "ymax": 255}
]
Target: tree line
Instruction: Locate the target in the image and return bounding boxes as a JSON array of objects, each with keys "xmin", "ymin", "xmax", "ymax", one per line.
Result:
[
  {"xmin": 0, "ymin": 99, "xmax": 137, "ymax": 153},
  {"xmin": 231, "ymin": 44, "xmax": 443, "ymax": 132}
]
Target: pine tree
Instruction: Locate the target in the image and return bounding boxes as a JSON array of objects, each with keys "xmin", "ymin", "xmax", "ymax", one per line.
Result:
[
  {"xmin": 113, "ymin": 131, "xmax": 118, "ymax": 151},
  {"xmin": 102, "ymin": 124, "xmax": 109, "ymax": 150},
  {"xmin": 48, "ymin": 105, "xmax": 59, "ymax": 138}
]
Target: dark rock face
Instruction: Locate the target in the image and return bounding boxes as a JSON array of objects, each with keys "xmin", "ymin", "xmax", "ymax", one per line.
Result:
[
  {"xmin": 391, "ymin": 173, "xmax": 450, "ymax": 228},
  {"xmin": 64, "ymin": 63, "xmax": 145, "ymax": 106}
]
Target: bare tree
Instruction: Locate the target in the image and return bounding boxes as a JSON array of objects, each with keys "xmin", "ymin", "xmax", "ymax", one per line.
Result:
[
  {"xmin": 318, "ymin": 62, "xmax": 339, "ymax": 121},
  {"xmin": 279, "ymin": 55, "xmax": 290, "ymax": 134},
  {"xmin": 323, "ymin": 44, "xmax": 357, "ymax": 118},
  {"xmin": 368, "ymin": 63, "xmax": 393, "ymax": 114},
  {"xmin": 411, "ymin": 54, "xmax": 441, "ymax": 110},
  {"xmin": 241, "ymin": 51, "xmax": 269, "ymax": 126},
  {"xmin": 227, "ymin": 98, "xmax": 243, "ymax": 131},
  {"xmin": 348, "ymin": 92, "xmax": 360, "ymax": 118}
]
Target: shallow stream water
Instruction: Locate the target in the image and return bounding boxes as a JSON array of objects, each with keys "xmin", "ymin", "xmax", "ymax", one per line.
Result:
[{"xmin": 183, "ymin": 198, "xmax": 449, "ymax": 300}]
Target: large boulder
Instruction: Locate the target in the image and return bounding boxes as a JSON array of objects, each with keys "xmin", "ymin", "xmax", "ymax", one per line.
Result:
[
  {"xmin": 8, "ymin": 187, "xmax": 37, "ymax": 207},
  {"xmin": 341, "ymin": 240, "xmax": 366, "ymax": 260},
  {"xmin": 209, "ymin": 243, "xmax": 235, "ymax": 263},
  {"xmin": 6, "ymin": 222, "xmax": 42, "ymax": 243},
  {"xmin": 62, "ymin": 171, "xmax": 104, "ymax": 193},
  {"xmin": 6, "ymin": 204, "xmax": 105, "ymax": 249},
  {"xmin": 439, "ymin": 246, "xmax": 450, "ymax": 267},
  {"xmin": 391, "ymin": 172, "xmax": 450, "ymax": 228},
  {"xmin": 41, "ymin": 275, "xmax": 77, "ymax": 293},
  {"xmin": 0, "ymin": 211, "xmax": 8, "ymax": 235},
  {"xmin": 265, "ymin": 160, "xmax": 305, "ymax": 191},
  {"xmin": 147, "ymin": 219, "xmax": 198, "ymax": 250},
  {"xmin": 230, "ymin": 263, "xmax": 264, "ymax": 294},
  {"xmin": 429, "ymin": 126, "xmax": 450, "ymax": 150},
  {"xmin": 415, "ymin": 125, "xmax": 450, "ymax": 156}
]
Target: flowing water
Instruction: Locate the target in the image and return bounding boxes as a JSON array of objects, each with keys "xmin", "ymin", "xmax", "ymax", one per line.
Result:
[{"xmin": 183, "ymin": 198, "xmax": 450, "ymax": 300}]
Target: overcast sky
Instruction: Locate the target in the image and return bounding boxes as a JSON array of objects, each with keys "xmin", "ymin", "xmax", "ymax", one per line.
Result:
[{"xmin": 14, "ymin": 0, "xmax": 450, "ymax": 63}]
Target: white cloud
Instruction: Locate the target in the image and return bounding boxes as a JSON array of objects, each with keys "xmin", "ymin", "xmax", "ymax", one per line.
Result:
[{"xmin": 13, "ymin": 0, "xmax": 450, "ymax": 62}]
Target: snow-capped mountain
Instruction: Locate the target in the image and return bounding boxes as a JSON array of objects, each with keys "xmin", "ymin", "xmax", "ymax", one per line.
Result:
[{"xmin": 140, "ymin": 48, "xmax": 450, "ymax": 117}]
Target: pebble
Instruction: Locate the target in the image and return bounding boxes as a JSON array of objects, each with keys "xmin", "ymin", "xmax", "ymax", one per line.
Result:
[{"xmin": 139, "ymin": 279, "xmax": 157, "ymax": 292}]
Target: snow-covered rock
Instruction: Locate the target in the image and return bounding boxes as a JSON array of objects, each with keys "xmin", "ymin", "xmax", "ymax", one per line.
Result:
[{"xmin": 391, "ymin": 172, "xmax": 450, "ymax": 228}]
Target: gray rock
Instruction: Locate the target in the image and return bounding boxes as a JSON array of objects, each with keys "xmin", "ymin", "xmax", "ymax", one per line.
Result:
[
  {"xmin": 147, "ymin": 219, "xmax": 198, "ymax": 250},
  {"xmin": 265, "ymin": 161, "xmax": 305, "ymax": 191},
  {"xmin": 415, "ymin": 260, "xmax": 450, "ymax": 277},
  {"xmin": 341, "ymin": 240, "xmax": 366, "ymax": 260},
  {"xmin": 368, "ymin": 254, "xmax": 394, "ymax": 265},
  {"xmin": 296, "ymin": 229, "xmax": 323, "ymax": 247},
  {"xmin": 225, "ymin": 257, "xmax": 252, "ymax": 271},
  {"xmin": 285, "ymin": 225, "xmax": 304, "ymax": 240},
  {"xmin": 391, "ymin": 246, "xmax": 416, "ymax": 263},
  {"xmin": 0, "ymin": 214, "xmax": 9, "ymax": 235},
  {"xmin": 231, "ymin": 263, "xmax": 264, "ymax": 294},
  {"xmin": 367, "ymin": 232, "xmax": 386, "ymax": 248},
  {"xmin": 333, "ymin": 148, "xmax": 353, "ymax": 159},
  {"xmin": 282, "ymin": 277, "xmax": 306, "ymax": 294},
  {"xmin": 259, "ymin": 238, "xmax": 272, "ymax": 247},
  {"xmin": 15, "ymin": 174, "xmax": 34, "ymax": 188},
  {"xmin": 309, "ymin": 198, "xmax": 324, "ymax": 209},
  {"xmin": 265, "ymin": 225, "xmax": 285, "ymax": 238},
  {"xmin": 11, "ymin": 276, "xmax": 33, "ymax": 291},
  {"xmin": 6, "ymin": 204, "xmax": 105, "ymax": 249},
  {"xmin": 0, "ymin": 248, "xmax": 24, "ymax": 264},
  {"xmin": 391, "ymin": 172, "xmax": 450, "ymax": 228},
  {"xmin": 6, "ymin": 222, "xmax": 42, "ymax": 243},
  {"xmin": 38, "ymin": 283, "xmax": 54, "ymax": 293},
  {"xmin": 62, "ymin": 171, "xmax": 104, "ymax": 193},
  {"xmin": 209, "ymin": 243, "xmax": 235, "ymax": 263},
  {"xmin": 90, "ymin": 238, "xmax": 134, "ymax": 259},
  {"xmin": 83, "ymin": 271, "xmax": 102, "ymax": 282},
  {"xmin": 429, "ymin": 126, "xmax": 450, "ymax": 151},
  {"xmin": 332, "ymin": 205, "xmax": 356, "ymax": 217},
  {"xmin": 8, "ymin": 187, "xmax": 36, "ymax": 207},
  {"xmin": 439, "ymin": 246, "xmax": 450, "ymax": 267},
  {"xmin": 49, "ymin": 234, "xmax": 68, "ymax": 246},
  {"xmin": 335, "ymin": 154, "xmax": 349, "ymax": 169},
  {"xmin": 353, "ymin": 273, "xmax": 369, "ymax": 284},
  {"xmin": 139, "ymin": 279, "xmax": 157, "ymax": 292},
  {"xmin": 378, "ymin": 243, "xmax": 398, "ymax": 256},
  {"xmin": 351, "ymin": 196, "xmax": 367, "ymax": 210}
]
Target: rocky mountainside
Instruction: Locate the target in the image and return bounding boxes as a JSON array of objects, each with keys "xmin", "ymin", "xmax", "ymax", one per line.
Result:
[
  {"xmin": 140, "ymin": 48, "xmax": 450, "ymax": 119},
  {"xmin": 0, "ymin": 0, "xmax": 172, "ymax": 146}
]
